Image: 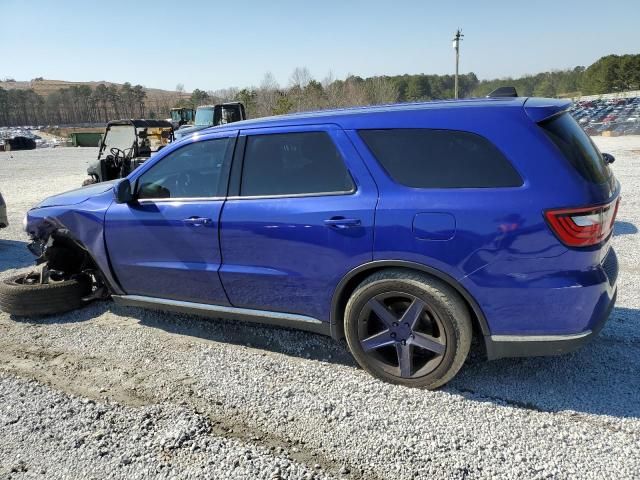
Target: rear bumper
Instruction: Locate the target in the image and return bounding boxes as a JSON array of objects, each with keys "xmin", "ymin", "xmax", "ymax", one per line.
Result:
[{"xmin": 485, "ymin": 289, "xmax": 616, "ymax": 359}]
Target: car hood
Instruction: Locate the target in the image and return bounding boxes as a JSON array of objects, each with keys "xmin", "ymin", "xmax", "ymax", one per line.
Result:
[{"xmin": 35, "ymin": 180, "xmax": 118, "ymax": 208}]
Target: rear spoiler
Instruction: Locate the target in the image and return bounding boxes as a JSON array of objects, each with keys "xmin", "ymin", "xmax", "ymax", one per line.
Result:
[
  {"xmin": 486, "ymin": 87, "xmax": 572, "ymax": 123},
  {"xmin": 523, "ymin": 97, "xmax": 572, "ymax": 123}
]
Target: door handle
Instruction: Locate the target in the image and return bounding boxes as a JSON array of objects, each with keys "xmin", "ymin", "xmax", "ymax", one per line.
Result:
[
  {"xmin": 183, "ymin": 217, "xmax": 213, "ymax": 226},
  {"xmin": 324, "ymin": 217, "xmax": 362, "ymax": 229}
]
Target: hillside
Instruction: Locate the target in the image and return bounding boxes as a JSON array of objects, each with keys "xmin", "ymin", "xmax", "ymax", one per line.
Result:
[{"xmin": 0, "ymin": 78, "xmax": 184, "ymax": 105}]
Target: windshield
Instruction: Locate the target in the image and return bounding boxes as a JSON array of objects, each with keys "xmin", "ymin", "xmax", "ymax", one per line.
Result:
[
  {"xmin": 101, "ymin": 126, "xmax": 135, "ymax": 158},
  {"xmin": 195, "ymin": 107, "xmax": 215, "ymax": 126},
  {"xmin": 170, "ymin": 110, "xmax": 181, "ymax": 121}
]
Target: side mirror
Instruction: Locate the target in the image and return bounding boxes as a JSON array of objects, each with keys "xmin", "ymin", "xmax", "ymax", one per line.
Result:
[
  {"xmin": 602, "ymin": 153, "xmax": 615, "ymax": 164},
  {"xmin": 115, "ymin": 179, "xmax": 133, "ymax": 204}
]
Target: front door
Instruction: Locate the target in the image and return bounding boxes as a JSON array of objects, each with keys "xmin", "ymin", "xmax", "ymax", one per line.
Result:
[
  {"xmin": 219, "ymin": 125, "xmax": 378, "ymax": 321},
  {"xmin": 105, "ymin": 132, "xmax": 236, "ymax": 304}
]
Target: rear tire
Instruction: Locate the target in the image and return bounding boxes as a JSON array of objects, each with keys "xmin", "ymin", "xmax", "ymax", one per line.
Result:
[
  {"xmin": 344, "ymin": 269, "xmax": 472, "ymax": 389},
  {"xmin": 0, "ymin": 272, "xmax": 92, "ymax": 317}
]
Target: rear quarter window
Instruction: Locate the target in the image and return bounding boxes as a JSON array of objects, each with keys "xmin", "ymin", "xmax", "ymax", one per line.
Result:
[
  {"xmin": 358, "ymin": 129, "xmax": 523, "ymax": 188},
  {"xmin": 539, "ymin": 112, "xmax": 611, "ymax": 184}
]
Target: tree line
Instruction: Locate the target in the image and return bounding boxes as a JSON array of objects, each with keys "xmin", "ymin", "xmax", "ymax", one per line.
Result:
[
  {"xmin": 470, "ymin": 55, "xmax": 640, "ymax": 98},
  {"xmin": 1, "ymin": 53, "xmax": 638, "ymax": 127},
  {"xmin": 0, "ymin": 82, "xmax": 147, "ymax": 127}
]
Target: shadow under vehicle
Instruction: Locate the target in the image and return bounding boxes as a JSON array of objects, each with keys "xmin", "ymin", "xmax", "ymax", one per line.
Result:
[{"xmin": 83, "ymin": 119, "xmax": 174, "ymax": 185}]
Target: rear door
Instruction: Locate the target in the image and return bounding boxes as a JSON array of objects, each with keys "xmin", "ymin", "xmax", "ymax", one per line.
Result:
[
  {"xmin": 219, "ymin": 125, "xmax": 378, "ymax": 321},
  {"xmin": 105, "ymin": 131, "xmax": 236, "ymax": 304}
]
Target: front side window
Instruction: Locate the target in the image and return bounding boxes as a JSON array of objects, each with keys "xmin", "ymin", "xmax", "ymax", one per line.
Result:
[
  {"xmin": 359, "ymin": 129, "xmax": 523, "ymax": 189},
  {"xmin": 240, "ymin": 132, "xmax": 354, "ymax": 197},
  {"xmin": 137, "ymin": 138, "xmax": 231, "ymax": 199}
]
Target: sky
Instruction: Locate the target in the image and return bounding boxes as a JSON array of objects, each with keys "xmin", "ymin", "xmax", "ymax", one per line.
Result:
[{"xmin": 2, "ymin": 0, "xmax": 639, "ymax": 93}]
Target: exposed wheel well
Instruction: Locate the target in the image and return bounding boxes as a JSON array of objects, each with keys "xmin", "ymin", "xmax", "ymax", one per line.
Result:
[
  {"xmin": 330, "ymin": 262, "xmax": 489, "ymax": 342},
  {"xmin": 45, "ymin": 234, "xmax": 96, "ymax": 274},
  {"xmin": 37, "ymin": 230, "xmax": 114, "ymax": 296}
]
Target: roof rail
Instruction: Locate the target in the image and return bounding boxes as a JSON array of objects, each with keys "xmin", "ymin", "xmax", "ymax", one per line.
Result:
[{"xmin": 487, "ymin": 87, "xmax": 518, "ymax": 98}]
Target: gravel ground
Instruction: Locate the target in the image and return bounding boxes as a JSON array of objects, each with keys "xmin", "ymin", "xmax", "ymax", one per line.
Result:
[{"xmin": 0, "ymin": 141, "xmax": 639, "ymax": 479}]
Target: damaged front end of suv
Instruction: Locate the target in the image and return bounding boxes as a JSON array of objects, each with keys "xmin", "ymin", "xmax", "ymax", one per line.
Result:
[{"xmin": 0, "ymin": 183, "xmax": 118, "ymax": 316}]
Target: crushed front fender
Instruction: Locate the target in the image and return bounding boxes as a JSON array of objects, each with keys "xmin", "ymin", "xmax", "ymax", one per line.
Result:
[{"xmin": 25, "ymin": 189, "xmax": 124, "ymax": 295}]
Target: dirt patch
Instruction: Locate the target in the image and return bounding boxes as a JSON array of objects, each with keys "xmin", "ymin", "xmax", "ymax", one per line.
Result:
[{"xmin": 0, "ymin": 337, "xmax": 368, "ymax": 479}]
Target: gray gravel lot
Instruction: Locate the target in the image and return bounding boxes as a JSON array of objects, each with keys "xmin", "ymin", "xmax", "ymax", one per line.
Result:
[{"xmin": 0, "ymin": 141, "xmax": 639, "ymax": 479}]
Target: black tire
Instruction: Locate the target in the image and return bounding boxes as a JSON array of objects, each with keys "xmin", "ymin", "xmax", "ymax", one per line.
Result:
[
  {"xmin": 0, "ymin": 272, "xmax": 92, "ymax": 317},
  {"xmin": 344, "ymin": 269, "xmax": 472, "ymax": 389}
]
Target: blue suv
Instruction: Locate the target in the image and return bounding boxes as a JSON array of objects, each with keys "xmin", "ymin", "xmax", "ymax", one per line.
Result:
[{"xmin": 2, "ymin": 96, "xmax": 620, "ymax": 388}]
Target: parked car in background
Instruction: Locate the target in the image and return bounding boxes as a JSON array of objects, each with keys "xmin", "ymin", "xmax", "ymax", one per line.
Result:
[
  {"xmin": 624, "ymin": 124, "xmax": 640, "ymax": 135},
  {"xmin": 0, "ymin": 192, "xmax": 7, "ymax": 228},
  {"xmin": 3, "ymin": 94, "xmax": 620, "ymax": 389},
  {"xmin": 571, "ymin": 96, "xmax": 640, "ymax": 135}
]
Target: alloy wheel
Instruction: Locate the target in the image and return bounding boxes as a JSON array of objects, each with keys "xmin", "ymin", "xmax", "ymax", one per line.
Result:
[{"xmin": 357, "ymin": 291, "xmax": 447, "ymax": 379}]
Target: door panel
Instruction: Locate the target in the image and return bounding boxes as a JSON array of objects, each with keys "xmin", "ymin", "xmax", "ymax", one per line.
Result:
[
  {"xmin": 104, "ymin": 132, "xmax": 236, "ymax": 305},
  {"xmin": 219, "ymin": 126, "xmax": 378, "ymax": 321},
  {"xmin": 105, "ymin": 201, "xmax": 229, "ymax": 304}
]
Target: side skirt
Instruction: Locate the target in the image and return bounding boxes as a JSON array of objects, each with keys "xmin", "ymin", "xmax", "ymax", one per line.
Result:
[{"xmin": 112, "ymin": 295, "xmax": 331, "ymax": 336}]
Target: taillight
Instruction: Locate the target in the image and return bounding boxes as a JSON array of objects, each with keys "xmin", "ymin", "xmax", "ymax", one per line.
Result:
[{"xmin": 545, "ymin": 198, "xmax": 620, "ymax": 247}]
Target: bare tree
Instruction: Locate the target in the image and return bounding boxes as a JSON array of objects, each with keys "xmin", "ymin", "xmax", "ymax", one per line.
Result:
[
  {"xmin": 323, "ymin": 71, "xmax": 345, "ymax": 108},
  {"xmin": 174, "ymin": 83, "xmax": 185, "ymax": 106},
  {"xmin": 288, "ymin": 67, "xmax": 316, "ymax": 111},
  {"xmin": 366, "ymin": 77, "xmax": 399, "ymax": 105},
  {"xmin": 256, "ymin": 72, "xmax": 280, "ymax": 117},
  {"xmin": 289, "ymin": 67, "xmax": 312, "ymax": 89},
  {"xmin": 209, "ymin": 87, "xmax": 240, "ymax": 103},
  {"xmin": 343, "ymin": 76, "xmax": 369, "ymax": 107}
]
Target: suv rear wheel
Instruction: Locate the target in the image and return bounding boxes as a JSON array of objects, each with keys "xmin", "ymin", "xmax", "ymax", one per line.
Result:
[{"xmin": 344, "ymin": 269, "xmax": 472, "ymax": 389}]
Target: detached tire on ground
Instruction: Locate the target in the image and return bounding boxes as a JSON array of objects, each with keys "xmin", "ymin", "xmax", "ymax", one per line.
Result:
[
  {"xmin": 344, "ymin": 269, "xmax": 472, "ymax": 389},
  {"xmin": 0, "ymin": 273, "xmax": 92, "ymax": 317}
]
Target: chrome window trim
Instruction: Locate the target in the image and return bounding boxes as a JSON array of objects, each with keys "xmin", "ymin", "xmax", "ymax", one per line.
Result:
[
  {"xmin": 137, "ymin": 196, "xmax": 225, "ymax": 203},
  {"xmin": 227, "ymin": 188, "xmax": 356, "ymax": 201},
  {"xmin": 136, "ymin": 190, "xmax": 357, "ymax": 202}
]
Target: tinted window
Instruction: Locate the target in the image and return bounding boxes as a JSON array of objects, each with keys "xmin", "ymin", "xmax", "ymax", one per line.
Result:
[
  {"xmin": 241, "ymin": 132, "xmax": 354, "ymax": 196},
  {"xmin": 137, "ymin": 138, "xmax": 231, "ymax": 199},
  {"xmin": 359, "ymin": 129, "xmax": 523, "ymax": 188},
  {"xmin": 539, "ymin": 113, "xmax": 611, "ymax": 184}
]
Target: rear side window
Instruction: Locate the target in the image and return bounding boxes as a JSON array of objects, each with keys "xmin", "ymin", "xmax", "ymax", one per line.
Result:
[
  {"xmin": 539, "ymin": 112, "xmax": 611, "ymax": 184},
  {"xmin": 241, "ymin": 132, "xmax": 354, "ymax": 196},
  {"xmin": 358, "ymin": 129, "xmax": 522, "ymax": 188}
]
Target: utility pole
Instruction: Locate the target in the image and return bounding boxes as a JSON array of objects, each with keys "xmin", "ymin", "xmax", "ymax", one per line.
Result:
[{"xmin": 452, "ymin": 29, "xmax": 464, "ymax": 99}]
